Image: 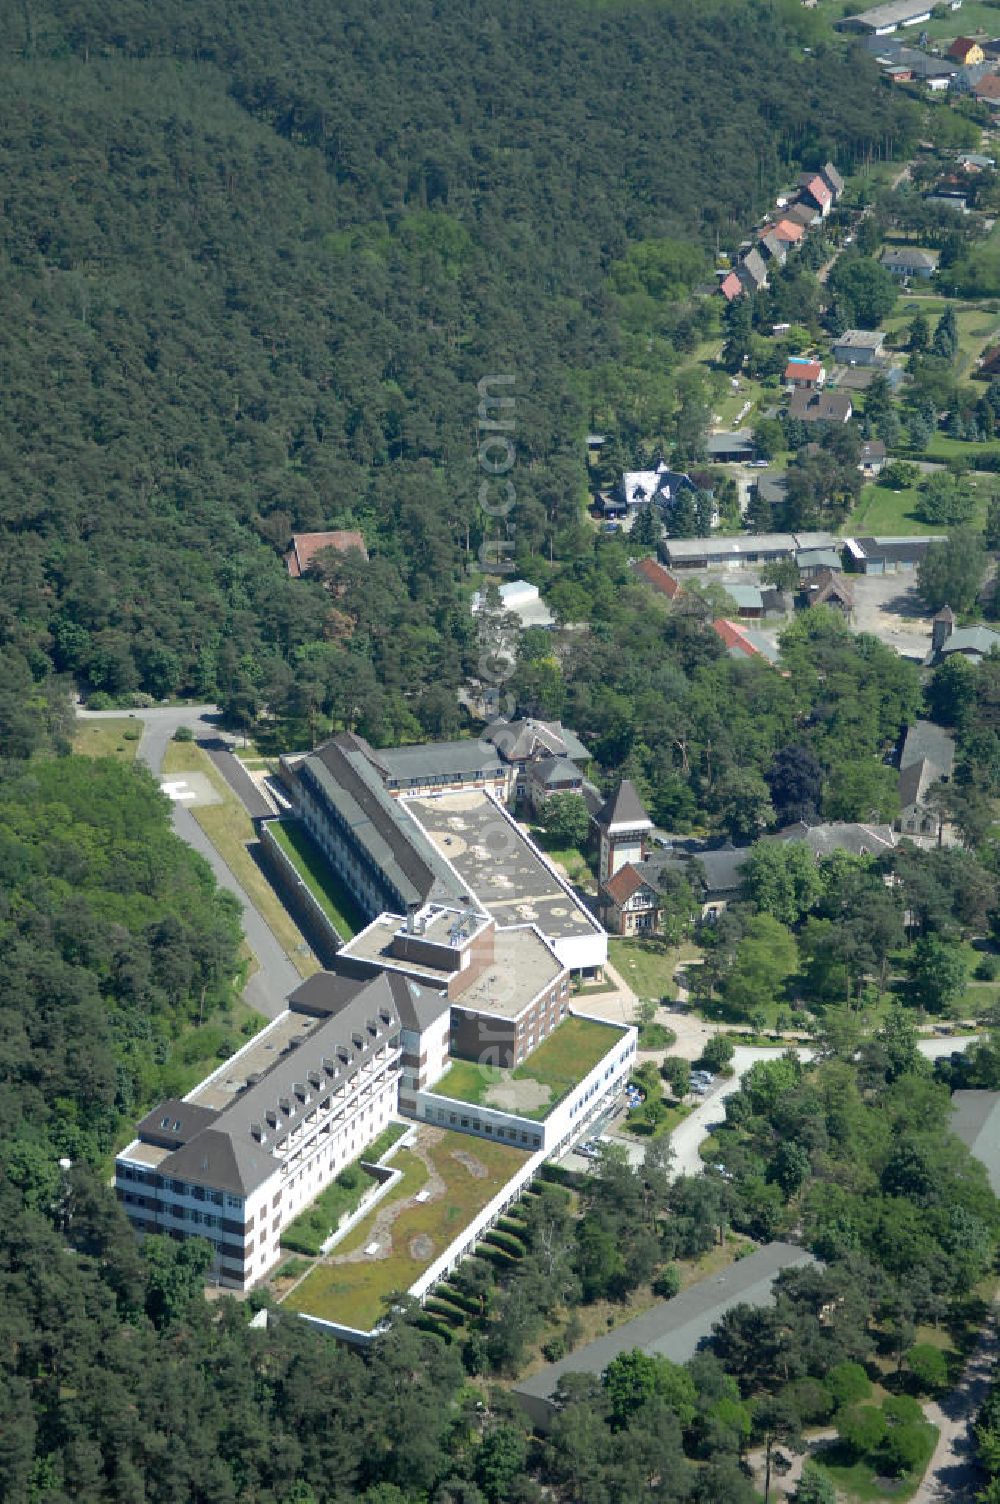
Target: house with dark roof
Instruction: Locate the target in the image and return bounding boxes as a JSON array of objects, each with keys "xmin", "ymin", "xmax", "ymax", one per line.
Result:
[
  {"xmin": 897, "ymin": 719, "xmax": 956, "ymax": 843},
  {"xmin": 788, "ymin": 388, "xmax": 853, "ymax": 424},
  {"xmin": 805, "ymin": 569, "xmax": 854, "ymax": 615},
  {"xmin": 975, "ymin": 345, "xmax": 1000, "ymax": 380},
  {"xmin": 513, "ymin": 1241, "xmax": 815, "ymax": 1429},
  {"xmin": 759, "ymin": 230, "xmax": 788, "ymax": 265},
  {"xmin": 484, "ymin": 717, "xmax": 591, "ymax": 801},
  {"xmin": 737, "ymin": 248, "xmax": 769, "ymax": 293},
  {"xmin": 284, "ymin": 530, "xmax": 368, "ymax": 577},
  {"xmin": 525, "ymin": 754, "xmax": 584, "ymax": 813},
  {"xmin": 820, "ymin": 162, "xmax": 845, "ymax": 200},
  {"xmin": 858, "ymin": 439, "xmax": 887, "ymax": 477},
  {"xmin": 833, "ymin": 329, "xmax": 886, "ymax": 367},
  {"xmin": 843, "ymin": 534, "xmax": 945, "ymax": 574}
]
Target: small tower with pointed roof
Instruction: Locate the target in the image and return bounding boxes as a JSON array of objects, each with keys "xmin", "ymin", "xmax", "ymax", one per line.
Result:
[
  {"xmin": 594, "ymin": 779, "xmax": 653, "ymax": 886},
  {"xmin": 932, "ymin": 605, "xmax": 955, "ymax": 656}
]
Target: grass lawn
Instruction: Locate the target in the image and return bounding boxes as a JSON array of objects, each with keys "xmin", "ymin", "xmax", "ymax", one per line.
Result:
[
  {"xmin": 434, "ymin": 1015, "xmax": 622, "ymax": 1120},
  {"xmin": 161, "ymin": 740, "xmax": 319, "ymax": 978},
  {"xmin": 281, "ymin": 1123, "xmax": 408, "ymax": 1255},
  {"xmin": 73, "ymin": 717, "xmax": 142, "ymax": 761},
  {"xmin": 845, "ymin": 477, "xmax": 990, "ymax": 537},
  {"xmin": 283, "ymin": 1130, "xmax": 527, "ymax": 1330},
  {"xmin": 608, "ymin": 938, "xmax": 687, "ymax": 1002},
  {"xmin": 269, "ymin": 819, "xmax": 366, "ymax": 939},
  {"xmin": 808, "ymin": 1421, "xmax": 938, "ymax": 1503}
]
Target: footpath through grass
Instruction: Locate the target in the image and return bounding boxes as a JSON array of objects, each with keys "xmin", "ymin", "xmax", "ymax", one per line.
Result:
[
  {"xmin": 609, "ymin": 938, "xmax": 693, "ymax": 1001},
  {"xmin": 434, "ymin": 1015, "xmax": 622, "ymax": 1120},
  {"xmin": 283, "ymin": 1130, "xmax": 528, "ymax": 1331},
  {"xmin": 161, "ymin": 740, "xmax": 318, "ymax": 977},
  {"xmin": 269, "ymin": 818, "xmax": 366, "ymax": 939}
]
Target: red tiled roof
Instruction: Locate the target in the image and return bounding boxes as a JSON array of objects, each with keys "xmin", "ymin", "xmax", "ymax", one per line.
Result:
[
  {"xmin": 785, "ymin": 359, "xmax": 823, "ymax": 382},
  {"xmin": 976, "ymin": 74, "xmax": 1000, "ymax": 100},
  {"xmin": 719, "ymin": 271, "xmax": 743, "ymax": 301},
  {"xmin": 948, "ymin": 36, "xmax": 980, "ymax": 58},
  {"xmin": 772, "ymin": 219, "xmax": 805, "ymax": 243},
  {"xmin": 285, "ymin": 530, "xmax": 368, "ymax": 577},
  {"xmin": 712, "ymin": 618, "xmax": 765, "ymax": 658},
  {"xmin": 803, "ymin": 175, "xmax": 832, "ymax": 206},
  {"xmin": 634, "ymin": 558, "xmax": 683, "ymax": 599},
  {"xmin": 602, "ymin": 862, "xmax": 649, "ymax": 906}
]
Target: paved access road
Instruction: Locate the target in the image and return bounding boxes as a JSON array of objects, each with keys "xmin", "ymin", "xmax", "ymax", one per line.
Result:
[{"xmin": 76, "ymin": 704, "xmax": 300, "ymax": 1018}]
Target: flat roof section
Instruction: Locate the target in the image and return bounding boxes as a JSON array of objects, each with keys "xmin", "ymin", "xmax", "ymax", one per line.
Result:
[
  {"xmin": 403, "ymin": 792, "xmax": 601, "ymax": 945},
  {"xmin": 187, "ymin": 1011, "xmax": 320, "ymax": 1112},
  {"xmin": 456, "ymin": 926, "xmax": 564, "ymax": 1021}
]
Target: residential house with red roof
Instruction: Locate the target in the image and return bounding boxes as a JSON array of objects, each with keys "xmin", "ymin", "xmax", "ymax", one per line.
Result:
[
  {"xmin": 948, "ymin": 36, "xmax": 985, "ymax": 63},
  {"xmin": 785, "ymin": 358, "xmax": 826, "ymax": 390},
  {"xmin": 799, "ymin": 173, "xmax": 833, "ymax": 216},
  {"xmin": 719, "ymin": 270, "xmax": 743, "ymax": 301},
  {"xmin": 772, "ymin": 219, "xmax": 805, "ymax": 245},
  {"xmin": 632, "ymin": 558, "xmax": 683, "ymax": 599},
  {"xmin": 598, "ymin": 863, "xmax": 660, "ymax": 937},
  {"xmin": 285, "ymin": 530, "xmax": 368, "ymax": 577}
]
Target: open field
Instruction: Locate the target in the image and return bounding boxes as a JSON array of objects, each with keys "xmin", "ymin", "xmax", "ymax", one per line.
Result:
[
  {"xmin": 73, "ymin": 717, "xmax": 142, "ymax": 761},
  {"xmin": 846, "ymin": 476, "xmax": 990, "ymax": 536},
  {"xmin": 161, "ymin": 740, "xmax": 319, "ymax": 978},
  {"xmin": 268, "ymin": 819, "xmax": 366, "ymax": 939},
  {"xmin": 434, "ymin": 1015, "xmax": 621, "ymax": 1120},
  {"xmin": 283, "ymin": 1129, "xmax": 527, "ymax": 1330}
]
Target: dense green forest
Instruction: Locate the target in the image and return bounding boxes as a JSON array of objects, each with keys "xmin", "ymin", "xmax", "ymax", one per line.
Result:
[{"xmin": 0, "ymin": 0, "xmax": 916, "ymax": 750}]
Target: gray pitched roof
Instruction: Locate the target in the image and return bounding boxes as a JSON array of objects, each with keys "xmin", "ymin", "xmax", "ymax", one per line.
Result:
[
  {"xmin": 939, "ymin": 625, "xmax": 1000, "ymax": 659},
  {"xmin": 528, "ymin": 754, "xmax": 583, "ymax": 788},
  {"xmin": 484, "ymin": 717, "xmax": 590, "ymax": 764},
  {"xmin": 514, "ymin": 1242, "xmax": 815, "ymax": 1414},
  {"xmin": 595, "ymin": 779, "xmax": 652, "ymax": 831},
  {"xmin": 153, "ymin": 974, "xmax": 403, "ymax": 1196},
  {"xmin": 900, "ymin": 720, "xmax": 955, "ymax": 778},
  {"xmin": 377, "ymin": 739, "xmax": 506, "ymax": 784},
  {"xmin": 768, "ymin": 821, "xmax": 896, "ymax": 858},
  {"xmin": 881, "ymin": 247, "xmax": 938, "ymax": 271},
  {"xmin": 301, "ymin": 735, "xmax": 465, "ymax": 909},
  {"xmin": 822, "ymin": 161, "xmax": 845, "ymax": 197}
]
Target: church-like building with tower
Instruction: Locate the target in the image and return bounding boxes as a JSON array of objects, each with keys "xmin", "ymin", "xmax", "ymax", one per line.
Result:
[{"xmin": 594, "ymin": 780, "xmax": 662, "ymax": 937}]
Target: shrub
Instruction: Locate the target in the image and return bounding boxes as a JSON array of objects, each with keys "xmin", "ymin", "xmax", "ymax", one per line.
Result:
[
  {"xmin": 85, "ymin": 691, "xmax": 114, "ymax": 710},
  {"xmin": 975, "ymin": 954, "xmax": 1000, "ymax": 982},
  {"xmin": 906, "ymin": 1342, "xmax": 949, "ymax": 1394},
  {"xmin": 173, "ymin": 725, "xmax": 195, "ymax": 742},
  {"xmin": 336, "ymin": 1165, "xmax": 361, "ymax": 1191},
  {"xmin": 836, "ymin": 1404, "xmax": 886, "ymax": 1457},
  {"xmin": 652, "ymin": 1264, "xmax": 681, "ymax": 1299},
  {"xmin": 122, "ymin": 725, "xmax": 142, "ymax": 741}
]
